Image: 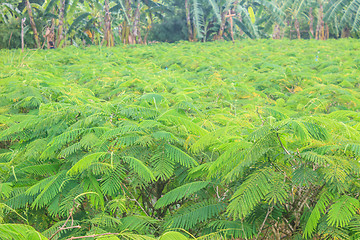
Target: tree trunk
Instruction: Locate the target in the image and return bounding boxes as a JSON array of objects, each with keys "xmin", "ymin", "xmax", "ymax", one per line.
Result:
[
  {"xmin": 104, "ymin": 0, "xmax": 114, "ymax": 46},
  {"xmin": 51, "ymin": 17, "xmax": 55, "ymax": 45},
  {"xmin": 144, "ymin": 12, "xmax": 153, "ymax": 44},
  {"xmin": 295, "ymin": 18, "xmax": 300, "ymax": 39},
  {"xmin": 217, "ymin": 12, "xmax": 227, "ymax": 40},
  {"xmin": 118, "ymin": 24, "xmax": 122, "ymax": 43},
  {"xmin": 341, "ymin": 27, "xmax": 350, "ymax": 38},
  {"xmin": 121, "ymin": 0, "xmax": 133, "ymax": 44},
  {"xmin": 57, "ymin": 0, "xmax": 65, "ymax": 47},
  {"xmin": 320, "ymin": 5, "xmax": 325, "ymax": 40},
  {"xmin": 127, "ymin": 0, "xmax": 136, "ymax": 44},
  {"xmin": 325, "ymin": 23, "xmax": 329, "ymax": 39},
  {"xmin": 289, "ymin": 22, "xmax": 292, "ymax": 40},
  {"xmin": 272, "ymin": 24, "xmax": 280, "ymax": 39},
  {"xmin": 309, "ymin": 7, "xmax": 314, "ymax": 38},
  {"xmin": 132, "ymin": 0, "xmax": 141, "ymax": 44},
  {"xmin": 25, "ymin": 0, "xmax": 41, "ymax": 48},
  {"xmin": 185, "ymin": 0, "xmax": 193, "ymax": 41},
  {"xmin": 21, "ymin": 18, "xmax": 26, "ymax": 51},
  {"xmin": 316, "ymin": 5, "xmax": 325, "ymax": 40}
]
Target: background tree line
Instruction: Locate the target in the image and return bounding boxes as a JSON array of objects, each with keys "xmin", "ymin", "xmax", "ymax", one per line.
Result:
[{"xmin": 1, "ymin": 0, "xmax": 360, "ymax": 49}]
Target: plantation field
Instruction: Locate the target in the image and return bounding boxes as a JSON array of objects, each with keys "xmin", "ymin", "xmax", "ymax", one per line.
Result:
[{"xmin": 1, "ymin": 40, "xmax": 360, "ymax": 239}]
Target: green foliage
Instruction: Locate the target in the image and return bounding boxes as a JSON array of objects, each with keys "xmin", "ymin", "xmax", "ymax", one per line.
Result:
[
  {"xmin": 158, "ymin": 231, "xmax": 188, "ymax": 240},
  {"xmin": 155, "ymin": 181, "xmax": 210, "ymax": 208},
  {"xmin": 228, "ymin": 168, "xmax": 274, "ymax": 220},
  {"xmin": 1, "ymin": 40, "xmax": 360, "ymax": 239},
  {"xmin": 165, "ymin": 199, "xmax": 226, "ymax": 229},
  {"xmin": 0, "ymin": 224, "xmax": 48, "ymax": 240}
]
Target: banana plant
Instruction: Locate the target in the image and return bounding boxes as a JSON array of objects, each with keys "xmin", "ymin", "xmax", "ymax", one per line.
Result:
[
  {"xmin": 0, "ymin": 0, "xmax": 21, "ymax": 24},
  {"xmin": 185, "ymin": 0, "xmax": 261, "ymax": 41},
  {"xmin": 325, "ymin": 0, "xmax": 360, "ymax": 37}
]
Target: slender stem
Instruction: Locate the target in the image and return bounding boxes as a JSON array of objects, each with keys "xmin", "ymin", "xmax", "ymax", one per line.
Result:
[
  {"xmin": 49, "ymin": 200, "xmax": 79, "ymax": 240},
  {"xmin": 276, "ymin": 132, "xmax": 291, "ymax": 155},
  {"xmin": 241, "ymin": 219, "xmax": 249, "ymax": 240},
  {"xmin": 255, "ymin": 205, "xmax": 273, "ymax": 240},
  {"xmin": 120, "ymin": 183, "xmax": 150, "ymax": 217},
  {"xmin": 256, "ymin": 108, "xmax": 265, "ymax": 126},
  {"xmin": 66, "ymin": 233, "xmax": 119, "ymax": 240}
]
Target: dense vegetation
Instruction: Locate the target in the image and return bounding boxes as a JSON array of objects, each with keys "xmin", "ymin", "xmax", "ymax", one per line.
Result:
[
  {"xmin": 3, "ymin": 0, "xmax": 360, "ymax": 49},
  {"xmin": 1, "ymin": 40, "xmax": 360, "ymax": 239}
]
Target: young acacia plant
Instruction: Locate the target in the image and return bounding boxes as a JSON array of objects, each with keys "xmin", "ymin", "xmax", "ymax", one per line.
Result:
[{"xmin": 1, "ymin": 40, "xmax": 360, "ymax": 239}]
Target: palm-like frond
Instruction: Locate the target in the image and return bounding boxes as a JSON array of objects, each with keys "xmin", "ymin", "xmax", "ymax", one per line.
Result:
[
  {"xmin": 159, "ymin": 115, "xmax": 208, "ymax": 137},
  {"xmin": 0, "ymin": 183, "xmax": 12, "ymax": 198},
  {"xmin": 255, "ymin": 0, "xmax": 285, "ymax": 27},
  {"xmin": 236, "ymin": 5, "xmax": 259, "ymax": 39},
  {"xmin": 325, "ymin": 0, "xmax": 349, "ymax": 22},
  {"xmin": 192, "ymin": 0, "xmax": 205, "ymax": 38},
  {"xmin": 340, "ymin": 0, "xmax": 360, "ymax": 31},
  {"xmin": 207, "ymin": 0, "xmax": 221, "ymax": 23}
]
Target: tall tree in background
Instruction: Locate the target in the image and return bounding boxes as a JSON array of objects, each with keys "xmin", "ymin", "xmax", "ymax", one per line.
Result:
[
  {"xmin": 56, "ymin": 0, "xmax": 65, "ymax": 47},
  {"xmin": 25, "ymin": 0, "xmax": 41, "ymax": 48},
  {"xmin": 104, "ymin": 0, "xmax": 114, "ymax": 46},
  {"xmin": 185, "ymin": 0, "xmax": 194, "ymax": 41}
]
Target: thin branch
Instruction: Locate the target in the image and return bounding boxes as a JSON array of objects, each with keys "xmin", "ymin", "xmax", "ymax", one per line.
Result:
[
  {"xmin": 215, "ymin": 185, "xmax": 220, "ymax": 199},
  {"xmin": 282, "ymin": 217, "xmax": 294, "ymax": 232},
  {"xmin": 256, "ymin": 108, "xmax": 265, "ymax": 126},
  {"xmin": 241, "ymin": 220, "xmax": 249, "ymax": 240},
  {"xmin": 255, "ymin": 205, "xmax": 273, "ymax": 240},
  {"xmin": 120, "ymin": 183, "xmax": 150, "ymax": 217},
  {"xmin": 276, "ymin": 132, "xmax": 291, "ymax": 155},
  {"xmin": 49, "ymin": 200, "xmax": 80, "ymax": 240},
  {"xmin": 66, "ymin": 232, "xmax": 120, "ymax": 240}
]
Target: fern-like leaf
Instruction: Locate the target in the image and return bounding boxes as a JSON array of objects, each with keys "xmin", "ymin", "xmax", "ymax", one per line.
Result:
[
  {"xmin": 228, "ymin": 167, "xmax": 273, "ymax": 220},
  {"xmin": 155, "ymin": 181, "xmax": 210, "ymax": 208},
  {"xmin": 303, "ymin": 191, "xmax": 334, "ymax": 239},
  {"xmin": 123, "ymin": 156, "xmax": 155, "ymax": 182},
  {"xmin": 159, "ymin": 231, "xmax": 188, "ymax": 240},
  {"xmin": 165, "ymin": 199, "xmax": 226, "ymax": 229},
  {"xmin": 0, "ymin": 224, "xmax": 47, "ymax": 240},
  {"xmin": 328, "ymin": 195, "xmax": 360, "ymax": 228},
  {"xmin": 164, "ymin": 144, "xmax": 198, "ymax": 168},
  {"xmin": 30, "ymin": 170, "xmax": 68, "ymax": 209},
  {"xmin": 101, "ymin": 164, "xmax": 126, "ymax": 196},
  {"xmin": 67, "ymin": 152, "xmax": 107, "ymax": 175}
]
